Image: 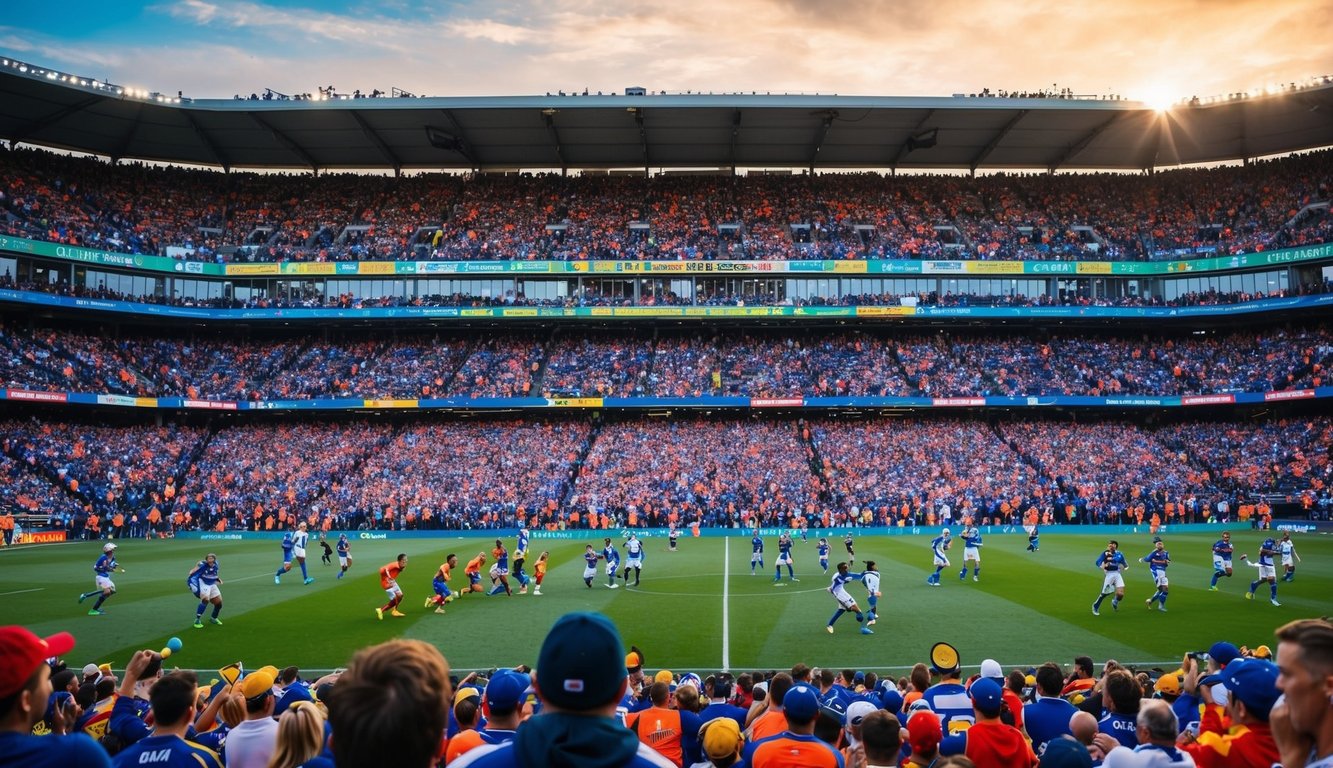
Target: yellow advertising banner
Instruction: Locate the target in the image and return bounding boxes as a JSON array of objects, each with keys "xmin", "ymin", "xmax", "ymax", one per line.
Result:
[
  {"xmin": 357, "ymin": 261, "xmax": 397, "ymax": 275},
  {"xmin": 855, "ymin": 306, "xmax": 916, "ymax": 317},
  {"xmin": 546, "ymin": 397, "xmax": 604, "ymax": 407},
  {"xmin": 280, "ymin": 262, "xmax": 337, "ymax": 275},
  {"xmin": 499, "ymin": 308, "xmax": 539, "ymax": 317},
  {"xmin": 224, "ymin": 264, "xmax": 280, "ymax": 276},
  {"xmin": 1075, "ymin": 262, "xmax": 1113, "ymax": 274},
  {"xmin": 963, "ymin": 261, "xmax": 1025, "ymax": 274},
  {"xmin": 831, "ymin": 261, "xmax": 868, "ymax": 273},
  {"xmin": 363, "ymin": 399, "xmax": 419, "ymax": 408}
]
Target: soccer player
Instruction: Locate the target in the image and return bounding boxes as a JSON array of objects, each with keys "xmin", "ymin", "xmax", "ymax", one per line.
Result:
[
  {"xmin": 1092, "ymin": 540, "xmax": 1128, "ymax": 616},
  {"xmin": 292, "ymin": 521, "xmax": 314, "ymax": 584},
  {"xmin": 1141, "ymin": 538, "xmax": 1171, "ymax": 612},
  {"xmin": 1026, "ymin": 524, "xmax": 1040, "ymax": 552},
  {"xmin": 844, "ymin": 532, "xmax": 856, "ymax": 556},
  {"xmin": 464, "ymin": 552, "xmax": 487, "ymax": 593},
  {"xmin": 926, "ymin": 529, "xmax": 951, "ymax": 586},
  {"xmin": 488, "ymin": 539, "xmax": 512, "ymax": 596},
  {"xmin": 1208, "ymin": 531, "xmax": 1237, "ymax": 590},
  {"xmin": 1245, "ymin": 536, "xmax": 1282, "ymax": 606},
  {"xmin": 774, "ymin": 532, "xmax": 798, "ymax": 583},
  {"xmin": 532, "ymin": 551, "xmax": 548, "ymax": 595},
  {"xmin": 602, "ymin": 537, "xmax": 621, "ymax": 588},
  {"xmin": 959, "ymin": 526, "xmax": 982, "ymax": 582},
  {"xmin": 513, "ymin": 528, "xmax": 531, "ymax": 594},
  {"xmin": 862, "ymin": 560, "xmax": 882, "ymax": 626},
  {"xmin": 319, "ymin": 533, "xmax": 333, "ymax": 565},
  {"xmin": 623, "ymin": 533, "xmax": 644, "ymax": 586},
  {"xmin": 335, "ymin": 533, "xmax": 352, "ymax": 579},
  {"xmin": 187, "ymin": 553, "xmax": 224, "ymax": 628},
  {"xmin": 750, "ymin": 531, "xmax": 765, "ymax": 575},
  {"xmin": 79, "ymin": 542, "xmax": 123, "ymax": 615},
  {"xmin": 827, "ymin": 562, "xmax": 871, "ymax": 635},
  {"xmin": 426, "ymin": 554, "xmax": 457, "ymax": 614},
  {"xmin": 275, "ymin": 529, "xmax": 294, "ymax": 584},
  {"xmin": 668, "ymin": 525, "xmax": 680, "ymax": 551},
  {"xmin": 376, "ymin": 553, "xmax": 408, "ymax": 620},
  {"xmin": 582, "ymin": 544, "xmax": 600, "ymax": 588},
  {"xmin": 817, "ymin": 538, "xmax": 830, "ymax": 574},
  {"xmin": 1278, "ymin": 531, "xmax": 1301, "ymax": 581}
]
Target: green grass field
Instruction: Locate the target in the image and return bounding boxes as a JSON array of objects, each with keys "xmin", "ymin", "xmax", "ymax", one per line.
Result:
[{"xmin": 2, "ymin": 530, "xmax": 1329, "ymax": 676}]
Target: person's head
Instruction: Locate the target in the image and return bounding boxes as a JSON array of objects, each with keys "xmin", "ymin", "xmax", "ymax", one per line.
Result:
[
  {"xmin": 205, "ymin": 553, "xmax": 217, "ymax": 566},
  {"xmin": 819, "ymin": 537, "xmax": 827, "ymax": 545},
  {"xmin": 339, "ymin": 534, "xmax": 347, "ymax": 542},
  {"xmin": 647, "ymin": 681, "xmax": 670, "ymax": 707},
  {"xmin": 298, "ymin": 521, "xmax": 307, "ymax": 531},
  {"xmin": 1282, "ymin": 531, "xmax": 1291, "ymax": 541},
  {"xmin": 329, "ymin": 639, "xmax": 451, "ymax": 768},
  {"xmin": 781, "ymin": 683, "xmax": 821, "ymax": 732},
  {"xmin": 1221, "ymin": 531, "xmax": 1230, "ymax": 543},
  {"xmin": 935, "ymin": 757, "xmax": 977, "ymax": 768},
  {"xmin": 859, "ymin": 710, "xmax": 901, "ymax": 766},
  {"xmin": 148, "ymin": 671, "xmax": 198, "ymax": 729},
  {"xmin": 1216, "ymin": 657, "xmax": 1281, "ymax": 724},
  {"xmin": 1069, "ymin": 711, "xmax": 1099, "ymax": 745},
  {"xmin": 603, "ymin": 537, "xmax": 611, "ymax": 546},
  {"xmin": 453, "ymin": 692, "xmax": 480, "ymax": 729},
  {"xmin": 968, "ymin": 678, "xmax": 1005, "ymax": 722},
  {"xmin": 1274, "ymin": 618, "xmax": 1333, "ymax": 741},
  {"xmin": 1152, "ymin": 673, "xmax": 1181, "ymax": 702},
  {"xmin": 910, "ymin": 663, "xmax": 931, "ymax": 693},
  {"xmin": 836, "ymin": 562, "xmax": 849, "ymax": 576},
  {"xmin": 217, "ymin": 692, "xmax": 246, "ymax": 728},
  {"xmin": 279, "ymin": 666, "xmax": 300, "ymax": 686},
  {"xmin": 534, "ymin": 612, "xmax": 627, "ymax": 715},
  {"xmin": 818, "ymin": 668, "xmax": 835, "ymax": 690},
  {"xmin": 766, "ymin": 673, "xmax": 793, "ymax": 709},
  {"xmin": 790, "ymin": 663, "xmax": 812, "ymax": 683},
  {"xmin": 675, "ymin": 683, "xmax": 700, "ymax": 713},
  {"xmin": 906, "ymin": 710, "xmax": 942, "ymax": 759},
  {"xmin": 699, "ymin": 716, "xmax": 744, "ymax": 768},
  {"xmin": 1073, "ymin": 656, "xmax": 1094, "ymax": 680},
  {"xmin": 446, "ymin": 554, "xmax": 457, "ymax": 567},
  {"xmin": 1039, "ymin": 736, "xmax": 1093, "ymax": 768},
  {"xmin": 1207, "ymin": 641, "xmax": 1240, "ymax": 674},
  {"xmin": 495, "ymin": 538, "xmax": 503, "ymax": 549},
  {"xmin": 585, "ymin": 544, "xmax": 594, "ymax": 554},
  {"xmin": 1102, "ymin": 669, "xmax": 1140, "ymax": 715},
  {"xmin": 1106, "ymin": 540, "xmax": 1118, "ymax": 552},
  {"xmin": 483, "ymin": 670, "xmax": 530, "ymax": 725},
  {"xmin": 1154, "ymin": 539, "xmax": 1165, "ymax": 552},
  {"xmin": 0, "ymin": 627, "xmax": 73, "ymax": 731},
  {"xmin": 1007, "ymin": 669, "xmax": 1026, "ymax": 696},
  {"xmin": 1135, "ymin": 699, "xmax": 1178, "ymax": 746},
  {"xmin": 864, "ymin": 560, "xmax": 877, "ymax": 572},
  {"xmin": 269, "ymin": 700, "xmax": 325, "ymax": 768},
  {"xmin": 395, "ymin": 553, "xmax": 408, "ymax": 567},
  {"xmin": 240, "ymin": 668, "xmax": 277, "ymax": 717}
]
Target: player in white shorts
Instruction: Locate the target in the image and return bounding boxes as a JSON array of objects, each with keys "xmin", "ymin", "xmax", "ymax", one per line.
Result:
[
  {"xmin": 826, "ymin": 562, "xmax": 871, "ymax": 635},
  {"xmin": 1278, "ymin": 532, "xmax": 1301, "ymax": 581},
  {"xmin": 959, "ymin": 526, "xmax": 982, "ymax": 582},
  {"xmin": 1091, "ymin": 540, "xmax": 1128, "ymax": 615},
  {"xmin": 188, "ymin": 553, "xmax": 225, "ymax": 627}
]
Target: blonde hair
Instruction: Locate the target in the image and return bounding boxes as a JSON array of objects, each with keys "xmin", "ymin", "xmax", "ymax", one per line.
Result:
[
  {"xmin": 265, "ymin": 701, "xmax": 326, "ymax": 768},
  {"xmin": 218, "ymin": 693, "xmax": 246, "ymax": 728}
]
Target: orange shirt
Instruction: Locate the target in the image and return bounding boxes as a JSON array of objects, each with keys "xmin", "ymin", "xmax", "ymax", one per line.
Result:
[
  {"xmin": 380, "ymin": 561, "xmax": 405, "ymax": 589},
  {"xmin": 439, "ymin": 562, "xmax": 453, "ymax": 582},
  {"xmin": 626, "ymin": 706, "xmax": 684, "ymax": 768},
  {"xmin": 465, "ymin": 555, "xmax": 485, "ymax": 575},
  {"xmin": 748, "ymin": 709, "xmax": 787, "ymax": 742},
  {"xmin": 445, "ymin": 729, "xmax": 484, "ymax": 764}
]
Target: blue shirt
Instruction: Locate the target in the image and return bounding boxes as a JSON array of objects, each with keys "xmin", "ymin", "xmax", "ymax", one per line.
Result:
[
  {"xmin": 495, "ymin": 546, "xmax": 509, "ymax": 571},
  {"xmin": 829, "ymin": 570, "xmax": 862, "ymax": 592},
  {"xmin": 752, "ymin": 536, "xmax": 764, "ymax": 553},
  {"xmin": 584, "ymin": 552, "xmax": 600, "ymax": 569},
  {"xmin": 920, "ymin": 682, "xmax": 973, "ymax": 733},
  {"xmin": 603, "ymin": 545, "xmax": 619, "ymax": 566},
  {"xmin": 817, "ymin": 543, "xmax": 829, "ymax": 560},
  {"xmin": 962, "ymin": 530, "xmax": 983, "ymax": 548},
  {"xmin": 94, "ymin": 554, "xmax": 118, "ymax": 576},
  {"xmin": 1258, "ymin": 539, "xmax": 1277, "ymax": 566},
  {"xmin": 336, "ymin": 538, "xmax": 349, "ymax": 556},
  {"xmin": 698, "ymin": 701, "xmax": 748, "ymax": 730},
  {"xmin": 516, "ymin": 530, "xmax": 529, "ymax": 557},
  {"xmin": 1142, "ymin": 549, "xmax": 1170, "ymax": 573},
  {"xmin": 0, "ymin": 731, "xmax": 112, "ymax": 768},
  {"xmin": 1098, "ymin": 712, "xmax": 1139, "ymax": 749},
  {"xmin": 1096, "ymin": 549, "xmax": 1128, "ymax": 571},
  {"xmin": 111, "ymin": 734, "xmax": 222, "ymax": 768},
  {"xmin": 192, "ymin": 560, "xmax": 220, "ymax": 585},
  {"xmin": 778, "ymin": 537, "xmax": 793, "ymax": 557},
  {"xmin": 281, "ymin": 534, "xmax": 294, "ymax": 559},
  {"xmin": 1023, "ymin": 697, "xmax": 1078, "ymax": 751},
  {"xmin": 931, "ymin": 535, "xmax": 951, "ymax": 559},
  {"xmin": 1211, "ymin": 539, "xmax": 1232, "ymax": 560}
]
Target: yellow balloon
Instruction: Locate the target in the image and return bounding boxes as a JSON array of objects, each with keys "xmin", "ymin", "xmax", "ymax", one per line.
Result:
[{"xmin": 160, "ymin": 648, "xmax": 172, "ymax": 659}]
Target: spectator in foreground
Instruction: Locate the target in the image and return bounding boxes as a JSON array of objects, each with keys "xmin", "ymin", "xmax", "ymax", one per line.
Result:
[
  {"xmin": 1100, "ymin": 700, "xmax": 1194, "ymax": 767},
  {"xmin": 695, "ymin": 717, "xmax": 744, "ymax": 768},
  {"xmin": 1026, "ymin": 662, "xmax": 1079, "ymax": 753},
  {"xmin": 858, "ymin": 710, "xmax": 902, "ymax": 768},
  {"xmin": 905, "ymin": 710, "xmax": 944, "ymax": 768},
  {"xmin": 939, "ymin": 678, "xmax": 1037, "ymax": 768},
  {"xmin": 111, "ymin": 667, "xmax": 221, "ymax": 768},
  {"xmin": 0, "ymin": 626, "xmax": 111, "ymax": 768},
  {"xmin": 743, "ymin": 683, "xmax": 842, "ymax": 768},
  {"xmin": 327, "ymin": 639, "xmax": 449, "ymax": 768},
  {"xmin": 1271, "ymin": 618, "xmax": 1333, "ymax": 768},
  {"xmin": 226, "ymin": 668, "xmax": 280, "ymax": 768},
  {"xmin": 1178, "ymin": 657, "xmax": 1280, "ymax": 768},
  {"xmin": 454, "ymin": 611, "xmax": 673, "ymax": 768},
  {"xmin": 266, "ymin": 701, "xmax": 331, "ymax": 768}
]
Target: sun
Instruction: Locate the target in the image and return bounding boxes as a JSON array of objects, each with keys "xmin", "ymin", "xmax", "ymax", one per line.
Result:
[{"xmin": 1140, "ymin": 83, "xmax": 1178, "ymax": 113}]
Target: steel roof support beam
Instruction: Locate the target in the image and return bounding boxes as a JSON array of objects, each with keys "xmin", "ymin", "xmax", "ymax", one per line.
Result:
[
  {"xmin": 109, "ymin": 103, "xmax": 144, "ymax": 163},
  {"xmin": 181, "ymin": 111, "xmax": 229, "ymax": 170},
  {"xmin": 809, "ymin": 111, "xmax": 836, "ymax": 171},
  {"xmin": 350, "ymin": 111, "xmax": 402, "ymax": 173},
  {"xmin": 543, "ymin": 111, "xmax": 567, "ymax": 170},
  {"xmin": 970, "ymin": 109, "xmax": 1028, "ymax": 173},
  {"xmin": 6, "ymin": 96, "xmax": 102, "ymax": 145},
  {"xmin": 1140, "ymin": 117, "xmax": 1165, "ymax": 171},
  {"xmin": 631, "ymin": 108, "xmax": 649, "ymax": 172},
  {"xmin": 891, "ymin": 109, "xmax": 935, "ymax": 169},
  {"xmin": 1047, "ymin": 112, "xmax": 1127, "ymax": 172},
  {"xmin": 729, "ymin": 109, "xmax": 742, "ymax": 172},
  {"xmin": 438, "ymin": 110, "xmax": 479, "ymax": 168},
  {"xmin": 247, "ymin": 112, "xmax": 318, "ymax": 172}
]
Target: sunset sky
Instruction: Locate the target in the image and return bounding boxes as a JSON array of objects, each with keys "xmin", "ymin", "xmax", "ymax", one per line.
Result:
[{"xmin": 4, "ymin": 0, "xmax": 1331, "ymax": 104}]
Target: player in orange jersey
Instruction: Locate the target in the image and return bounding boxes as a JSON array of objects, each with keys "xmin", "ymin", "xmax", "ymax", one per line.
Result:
[{"xmin": 376, "ymin": 553, "xmax": 408, "ymax": 620}]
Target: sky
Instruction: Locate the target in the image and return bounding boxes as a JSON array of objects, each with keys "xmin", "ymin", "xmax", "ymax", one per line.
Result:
[{"xmin": 3, "ymin": 0, "xmax": 1331, "ymax": 104}]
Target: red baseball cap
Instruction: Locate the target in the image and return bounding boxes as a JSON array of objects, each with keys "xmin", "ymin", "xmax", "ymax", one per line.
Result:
[{"xmin": 0, "ymin": 626, "xmax": 76, "ymax": 698}]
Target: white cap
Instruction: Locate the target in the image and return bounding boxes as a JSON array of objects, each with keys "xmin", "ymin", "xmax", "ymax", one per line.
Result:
[
  {"xmin": 82, "ymin": 663, "xmax": 100, "ymax": 678},
  {"xmin": 103, "ymin": 542, "xmax": 117, "ymax": 551},
  {"xmin": 980, "ymin": 659, "xmax": 1004, "ymax": 680},
  {"xmin": 846, "ymin": 700, "xmax": 877, "ymax": 728},
  {"xmin": 942, "ymin": 528, "xmax": 951, "ymax": 535}
]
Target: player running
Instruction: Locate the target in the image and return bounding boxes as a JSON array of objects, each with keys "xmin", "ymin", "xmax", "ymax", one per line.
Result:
[
  {"xmin": 488, "ymin": 539, "xmax": 512, "ymax": 596},
  {"xmin": 533, "ymin": 551, "xmax": 548, "ymax": 595},
  {"xmin": 1092, "ymin": 540, "xmax": 1128, "ymax": 616},
  {"xmin": 463, "ymin": 552, "xmax": 487, "ymax": 594},
  {"xmin": 925, "ymin": 528, "xmax": 951, "ymax": 586},
  {"xmin": 1278, "ymin": 532, "xmax": 1301, "ymax": 581},
  {"xmin": 1026, "ymin": 524, "xmax": 1040, "ymax": 552},
  {"xmin": 602, "ymin": 537, "xmax": 621, "ymax": 588},
  {"xmin": 318, "ymin": 533, "xmax": 333, "ymax": 565},
  {"xmin": 375, "ymin": 553, "xmax": 408, "ymax": 620},
  {"xmin": 275, "ymin": 523, "xmax": 316, "ymax": 585},
  {"xmin": 844, "ymin": 532, "xmax": 855, "ymax": 556},
  {"xmin": 750, "ymin": 530, "xmax": 764, "ymax": 575},
  {"xmin": 827, "ymin": 562, "xmax": 871, "ymax": 635},
  {"xmin": 187, "ymin": 553, "xmax": 224, "ymax": 628},
  {"xmin": 79, "ymin": 543, "xmax": 123, "ymax": 615},
  {"xmin": 582, "ymin": 544, "xmax": 601, "ymax": 588},
  {"xmin": 335, "ymin": 534, "xmax": 353, "ymax": 579},
  {"xmin": 817, "ymin": 538, "xmax": 830, "ymax": 574},
  {"xmin": 622, "ymin": 533, "xmax": 644, "ymax": 587},
  {"xmin": 862, "ymin": 560, "xmax": 882, "ymax": 626},
  {"xmin": 513, "ymin": 528, "xmax": 531, "ymax": 594},
  {"xmin": 426, "ymin": 554, "xmax": 457, "ymax": 614},
  {"xmin": 774, "ymin": 532, "xmax": 798, "ymax": 583},
  {"xmin": 1208, "ymin": 531, "xmax": 1239, "ymax": 591},
  {"xmin": 959, "ymin": 526, "xmax": 982, "ymax": 582},
  {"xmin": 1245, "ymin": 537, "xmax": 1282, "ymax": 606},
  {"xmin": 1141, "ymin": 538, "xmax": 1171, "ymax": 612}
]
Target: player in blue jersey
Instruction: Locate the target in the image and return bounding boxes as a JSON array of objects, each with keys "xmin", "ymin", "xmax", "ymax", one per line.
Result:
[
  {"xmin": 1140, "ymin": 538, "xmax": 1171, "ymax": 612},
  {"xmin": 774, "ymin": 532, "xmax": 798, "ymax": 583},
  {"xmin": 428, "ymin": 554, "xmax": 457, "ymax": 614},
  {"xmin": 959, "ymin": 526, "xmax": 982, "ymax": 582},
  {"xmin": 862, "ymin": 560, "xmax": 881, "ymax": 626},
  {"xmin": 336, "ymin": 533, "xmax": 353, "ymax": 579},
  {"xmin": 602, "ymin": 538, "xmax": 621, "ymax": 588},
  {"xmin": 275, "ymin": 522, "xmax": 315, "ymax": 585},
  {"xmin": 187, "ymin": 553, "xmax": 224, "ymax": 628},
  {"xmin": 622, "ymin": 533, "xmax": 644, "ymax": 586},
  {"xmin": 1278, "ymin": 531, "xmax": 1301, "ymax": 581},
  {"xmin": 749, "ymin": 531, "xmax": 765, "ymax": 575},
  {"xmin": 1092, "ymin": 540, "xmax": 1129, "ymax": 615},
  {"xmin": 513, "ymin": 528, "xmax": 531, "ymax": 594},
  {"xmin": 1208, "ymin": 530, "xmax": 1239, "ymax": 590},
  {"xmin": 817, "ymin": 538, "xmax": 830, "ymax": 574},
  {"xmin": 79, "ymin": 542, "xmax": 124, "ymax": 615},
  {"xmin": 1245, "ymin": 536, "xmax": 1282, "ymax": 606},
  {"xmin": 582, "ymin": 544, "xmax": 601, "ymax": 588},
  {"xmin": 925, "ymin": 529, "xmax": 951, "ymax": 586},
  {"xmin": 1026, "ymin": 524, "xmax": 1040, "ymax": 552},
  {"xmin": 488, "ymin": 539, "xmax": 513, "ymax": 596},
  {"xmin": 827, "ymin": 562, "xmax": 871, "ymax": 634},
  {"xmin": 844, "ymin": 532, "xmax": 856, "ymax": 556},
  {"xmin": 275, "ymin": 530, "xmax": 294, "ymax": 583}
]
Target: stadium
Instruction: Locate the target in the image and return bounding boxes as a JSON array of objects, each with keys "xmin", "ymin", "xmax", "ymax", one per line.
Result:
[{"xmin": 1, "ymin": 8, "xmax": 1332, "ymax": 767}]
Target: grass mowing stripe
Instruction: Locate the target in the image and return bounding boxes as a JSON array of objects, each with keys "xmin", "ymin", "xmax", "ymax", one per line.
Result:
[{"xmin": 722, "ymin": 537, "xmax": 730, "ymax": 672}]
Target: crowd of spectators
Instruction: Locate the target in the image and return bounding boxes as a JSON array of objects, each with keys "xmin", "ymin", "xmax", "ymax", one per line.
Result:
[
  {"xmin": 4, "ymin": 144, "xmax": 1331, "ymax": 264},
  {"xmin": 2, "ymin": 324, "xmax": 1328, "ymax": 401},
  {"xmin": 5, "ymin": 614, "xmax": 1330, "ymax": 768}
]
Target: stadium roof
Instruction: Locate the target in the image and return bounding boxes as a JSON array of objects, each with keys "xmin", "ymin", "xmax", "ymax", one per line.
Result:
[{"xmin": 3, "ymin": 62, "xmax": 1333, "ymax": 173}]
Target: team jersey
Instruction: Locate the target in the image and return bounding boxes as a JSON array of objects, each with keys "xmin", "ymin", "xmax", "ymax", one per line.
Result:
[
  {"xmin": 1211, "ymin": 539, "xmax": 1233, "ymax": 560},
  {"xmin": 380, "ymin": 561, "xmax": 405, "ymax": 589},
  {"xmin": 584, "ymin": 552, "xmax": 601, "ymax": 569},
  {"xmin": 293, "ymin": 530, "xmax": 309, "ymax": 550},
  {"xmin": 110, "ymin": 734, "xmax": 222, "ymax": 768},
  {"xmin": 94, "ymin": 554, "xmax": 118, "ymax": 576},
  {"xmin": 280, "ymin": 534, "xmax": 294, "ymax": 557},
  {"xmin": 844, "ymin": 534, "xmax": 854, "ymax": 548},
  {"xmin": 817, "ymin": 543, "xmax": 829, "ymax": 560},
  {"xmin": 192, "ymin": 560, "xmax": 220, "ymax": 585},
  {"xmin": 829, "ymin": 570, "xmax": 862, "ymax": 593},
  {"xmin": 438, "ymin": 562, "xmax": 453, "ymax": 582},
  {"xmin": 1096, "ymin": 549, "xmax": 1128, "ymax": 571},
  {"xmin": 493, "ymin": 545, "xmax": 509, "ymax": 571},
  {"xmin": 1279, "ymin": 540, "xmax": 1295, "ymax": 558},
  {"xmin": 465, "ymin": 555, "xmax": 486, "ymax": 575},
  {"xmin": 626, "ymin": 538, "xmax": 643, "ymax": 558},
  {"xmin": 777, "ymin": 536, "xmax": 793, "ymax": 558},
  {"xmin": 752, "ymin": 536, "xmax": 764, "ymax": 553},
  {"xmin": 745, "ymin": 732, "xmax": 845, "ymax": 768},
  {"xmin": 1258, "ymin": 539, "xmax": 1277, "ymax": 566},
  {"xmin": 515, "ymin": 530, "xmax": 529, "ymax": 559},
  {"xmin": 1142, "ymin": 549, "xmax": 1170, "ymax": 573},
  {"xmin": 336, "ymin": 538, "xmax": 350, "ymax": 556},
  {"xmin": 920, "ymin": 682, "xmax": 973, "ymax": 734},
  {"xmin": 962, "ymin": 529, "xmax": 982, "ymax": 548},
  {"xmin": 603, "ymin": 544, "xmax": 620, "ymax": 566},
  {"xmin": 862, "ymin": 570, "xmax": 880, "ymax": 594},
  {"xmin": 931, "ymin": 535, "xmax": 951, "ymax": 559},
  {"xmin": 669, "ymin": 528, "xmax": 680, "ymax": 541}
]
